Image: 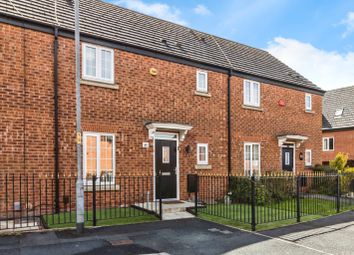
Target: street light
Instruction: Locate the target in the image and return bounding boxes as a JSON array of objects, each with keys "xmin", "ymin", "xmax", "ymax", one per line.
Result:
[{"xmin": 74, "ymin": 0, "xmax": 84, "ymax": 234}]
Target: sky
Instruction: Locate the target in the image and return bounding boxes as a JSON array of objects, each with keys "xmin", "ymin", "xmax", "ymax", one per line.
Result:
[{"xmin": 105, "ymin": 0, "xmax": 354, "ymax": 91}]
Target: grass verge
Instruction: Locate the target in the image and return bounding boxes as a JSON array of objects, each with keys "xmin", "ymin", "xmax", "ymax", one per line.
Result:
[{"xmin": 43, "ymin": 207, "xmax": 158, "ymax": 229}]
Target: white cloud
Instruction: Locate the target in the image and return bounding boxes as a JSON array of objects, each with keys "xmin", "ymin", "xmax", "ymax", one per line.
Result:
[
  {"xmin": 194, "ymin": 4, "xmax": 211, "ymax": 16},
  {"xmin": 116, "ymin": 0, "xmax": 187, "ymax": 25},
  {"xmin": 265, "ymin": 37, "xmax": 354, "ymax": 91},
  {"xmin": 341, "ymin": 11, "xmax": 354, "ymax": 38}
]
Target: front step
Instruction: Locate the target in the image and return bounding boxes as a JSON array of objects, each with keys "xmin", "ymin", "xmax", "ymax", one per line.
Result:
[
  {"xmin": 161, "ymin": 201, "xmax": 196, "ymax": 220},
  {"xmin": 162, "ymin": 211, "xmax": 195, "ymax": 220}
]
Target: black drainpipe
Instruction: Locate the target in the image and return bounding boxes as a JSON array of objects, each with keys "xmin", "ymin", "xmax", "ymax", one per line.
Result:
[
  {"xmin": 54, "ymin": 27, "xmax": 60, "ymax": 213},
  {"xmin": 227, "ymin": 69, "xmax": 232, "ymax": 191}
]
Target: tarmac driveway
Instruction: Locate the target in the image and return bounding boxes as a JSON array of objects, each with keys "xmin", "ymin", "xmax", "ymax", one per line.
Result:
[{"xmin": 0, "ymin": 211, "xmax": 354, "ymax": 255}]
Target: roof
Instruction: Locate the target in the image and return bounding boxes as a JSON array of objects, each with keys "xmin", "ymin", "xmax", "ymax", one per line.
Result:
[
  {"xmin": 323, "ymin": 86, "xmax": 354, "ymax": 130},
  {"xmin": 0, "ymin": 0, "xmax": 323, "ymax": 92}
]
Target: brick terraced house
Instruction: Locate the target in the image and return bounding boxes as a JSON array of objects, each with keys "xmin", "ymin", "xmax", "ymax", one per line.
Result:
[
  {"xmin": 0, "ymin": 0, "xmax": 324, "ymax": 201},
  {"xmin": 322, "ymin": 86, "xmax": 354, "ymax": 167}
]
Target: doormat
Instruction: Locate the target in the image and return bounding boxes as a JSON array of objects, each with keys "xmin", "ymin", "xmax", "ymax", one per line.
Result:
[{"xmin": 162, "ymin": 201, "xmax": 184, "ymax": 204}]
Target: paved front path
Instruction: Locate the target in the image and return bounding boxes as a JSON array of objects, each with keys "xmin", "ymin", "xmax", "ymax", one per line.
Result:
[{"xmin": 0, "ymin": 211, "xmax": 354, "ymax": 255}]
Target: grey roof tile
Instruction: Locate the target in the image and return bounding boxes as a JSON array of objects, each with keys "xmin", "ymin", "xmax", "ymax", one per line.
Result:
[
  {"xmin": 323, "ymin": 86, "xmax": 354, "ymax": 129},
  {"xmin": 0, "ymin": 0, "xmax": 324, "ymax": 92}
]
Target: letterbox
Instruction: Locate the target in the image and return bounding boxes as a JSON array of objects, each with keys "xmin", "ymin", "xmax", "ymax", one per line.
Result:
[{"xmin": 187, "ymin": 174, "xmax": 198, "ymax": 193}]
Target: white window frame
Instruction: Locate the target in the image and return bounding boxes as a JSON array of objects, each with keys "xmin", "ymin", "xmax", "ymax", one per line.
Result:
[
  {"xmin": 82, "ymin": 43, "xmax": 115, "ymax": 84},
  {"xmin": 244, "ymin": 142, "xmax": 261, "ymax": 176},
  {"xmin": 243, "ymin": 80, "xmax": 260, "ymax": 107},
  {"xmin": 323, "ymin": 137, "xmax": 334, "ymax": 151},
  {"xmin": 196, "ymin": 70, "xmax": 208, "ymax": 93},
  {"xmin": 83, "ymin": 132, "xmax": 116, "ymax": 184},
  {"xmin": 305, "ymin": 149, "xmax": 312, "ymax": 166},
  {"xmin": 197, "ymin": 143, "xmax": 209, "ymax": 165},
  {"xmin": 305, "ymin": 93, "xmax": 312, "ymax": 112}
]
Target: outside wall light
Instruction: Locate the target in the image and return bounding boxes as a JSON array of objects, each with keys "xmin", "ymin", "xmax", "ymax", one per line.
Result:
[
  {"xmin": 185, "ymin": 145, "xmax": 192, "ymax": 154},
  {"xmin": 299, "ymin": 152, "xmax": 304, "ymax": 161}
]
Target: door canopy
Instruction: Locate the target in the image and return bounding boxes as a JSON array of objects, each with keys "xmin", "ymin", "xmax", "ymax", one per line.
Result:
[
  {"xmin": 145, "ymin": 122, "xmax": 193, "ymax": 142},
  {"xmin": 277, "ymin": 135, "xmax": 308, "ymax": 148}
]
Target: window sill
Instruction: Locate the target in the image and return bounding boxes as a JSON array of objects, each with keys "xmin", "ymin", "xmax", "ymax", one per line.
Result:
[
  {"xmin": 84, "ymin": 184, "xmax": 120, "ymax": 191},
  {"xmin": 305, "ymin": 110, "xmax": 315, "ymax": 114},
  {"xmin": 194, "ymin": 91, "xmax": 211, "ymax": 98},
  {"xmin": 242, "ymin": 105, "xmax": 263, "ymax": 112},
  {"xmin": 195, "ymin": 164, "xmax": 212, "ymax": 170},
  {"xmin": 81, "ymin": 79, "xmax": 118, "ymax": 90}
]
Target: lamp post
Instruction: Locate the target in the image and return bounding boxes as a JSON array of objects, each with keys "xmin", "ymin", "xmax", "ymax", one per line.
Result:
[{"xmin": 74, "ymin": 0, "xmax": 84, "ymax": 234}]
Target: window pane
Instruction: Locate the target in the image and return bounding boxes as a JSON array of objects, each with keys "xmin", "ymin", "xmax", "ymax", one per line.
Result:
[
  {"xmin": 252, "ymin": 82, "xmax": 259, "ymax": 105},
  {"xmin": 86, "ymin": 136, "xmax": 97, "ymax": 179},
  {"xmin": 100, "ymin": 135, "xmax": 114, "ymax": 182},
  {"xmin": 323, "ymin": 139, "xmax": 328, "ymax": 150},
  {"xmin": 198, "ymin": 72, "xmax": 207, "ymax": 91},
  {"xmin": 305, "ymin": 150, "xmax": 311, "ymax": 165},
  {"xmin": 85, "ymin": 46, "xmax": 96, "ymax": 77},
  {"xmin": 101, "ymin": 49, "xmax": 112, "ymax": 80},
  {"xmin": 244, "ymin": 81, "xmax": 251, "ymax": 104},
  {"xmin": 162, "ymin": 146, "xmax": 170, "ymax": 164},
  {"xmin": 252, "ymin": 144, "xmax": 259, "ymax": 174},
  {"xmin": 306, "ymin": 95, "xmax": 312, "ymax": 110},
  {"xmin": 199, "ymin": 146, "xmax": 206, "ymax": 162},
  {"xmin": 329, "ymin": 138, "xmax": 334, "ymax": 150},
  {"xmin": 245, "ymin": 145, "xmax": 251, "ymax": 175}
]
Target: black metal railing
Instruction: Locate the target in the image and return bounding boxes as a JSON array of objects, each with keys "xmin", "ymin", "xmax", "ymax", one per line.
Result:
[
  {"xmin": 0, "ymin": 174, "xmax": 162, "ymax": 231},
  {"xmin": 192, "ymin": 173, "xmax": 354, "ymax": 231}
]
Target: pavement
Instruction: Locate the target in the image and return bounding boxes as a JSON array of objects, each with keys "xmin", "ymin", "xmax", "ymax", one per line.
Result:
[{"xmin": 0, "ymin": 211, "xmax": 354, "ymax": 255}]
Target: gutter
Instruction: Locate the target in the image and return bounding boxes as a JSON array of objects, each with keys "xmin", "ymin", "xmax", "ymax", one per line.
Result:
[
  {"xmin": 54, "ymin": 26, "xmax": 60, "ymax": 213},
  {"xmin": 322, "ymin": 126, "xmax": 354, "ymax": 132}
]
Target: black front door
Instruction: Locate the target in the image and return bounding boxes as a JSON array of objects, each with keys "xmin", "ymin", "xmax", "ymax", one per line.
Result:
[
  {"xmin": 155, "ymin": 139, "xmax": 177, "ymax": 199},
  {"xmin": 282, "ymin": 147, "xmax": 294, "ymax": 172}
]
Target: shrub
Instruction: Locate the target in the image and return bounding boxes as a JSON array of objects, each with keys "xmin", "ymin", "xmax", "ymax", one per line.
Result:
[
  {"xmin": 330, "ymin": 153, "xmax": 348, "ymax": 172},
  {"xmin": 312, "ymin": 164, "xmax": 336, "ymax": 174},
  {"xmin": 340, "ymin": 167, "xmax": 354, "ymax": 195},
  {"xmin": 228, "ymin": 176, "xmax": 289, "ymax": 206}
]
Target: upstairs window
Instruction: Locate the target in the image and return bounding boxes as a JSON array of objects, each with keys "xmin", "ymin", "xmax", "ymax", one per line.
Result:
[
  {"xmin": 244, "ymin": 80, "xmax": 260, "ymax": 107},
  {"xmin": 305, "ymin": 149, "xmax": 312, "ymax": 166},
  {"xmin": 196, "ymin": 70, "xmax": 208, "ymax": 93},
  {"xmin": 323, "ymin": 137, "xmax": 334, "ymax": 151},
  {"xmin": 197, "ymin": 143, "xmax": 208, "ymax": 165},
  {"xmin": 82, "ymin": 43, "xmax": 114, "ymax": 83},
  {"xmin": 244, "ymin": 143, "xmax": 260, "ymax": 176},
  {"xmin": 305, "ymin": 94, "xmax": 312, "ymax": 111}
]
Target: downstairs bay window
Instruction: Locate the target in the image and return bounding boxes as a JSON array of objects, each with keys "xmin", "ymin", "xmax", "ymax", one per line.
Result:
[
  {"xmin": 244, "ymin": 143, "xmax": 260, "ymax": 176},
  {"xmin": 83, "ymin": 132, "xmax": 115, "ymax": 184}
]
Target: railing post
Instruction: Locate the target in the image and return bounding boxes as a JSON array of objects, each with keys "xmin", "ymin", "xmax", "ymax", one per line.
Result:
[
  {"xmin": 195, "ymin": 175, "xmax": 199, "ymax": 216},
  {"xmin": 296, "ymin": 175, "xmax": 301, "ymax": 222},
  {"xmin": 251, "ymin": 175, "xmax": 256, "ymax": 231},
  {"xmin": 336, "ymin": 174, "xmax": 341, "ymax": 213},
  {"xmin": 92, "ymin": 175, "xmax": 97, "ymax": 226},
  {"xmin": 158, "ymin": 174, "xmax": 163, "ymax": 220}
]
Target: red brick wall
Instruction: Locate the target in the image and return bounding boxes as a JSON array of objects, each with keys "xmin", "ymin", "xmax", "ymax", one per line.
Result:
[
  {"xmin": 0, "ymin": 23, "xmax": 323, "ymax": 201},
  {"xmin": 0, "ymin": 23, "xmax": 55, "ymax": 176},
  {"xmin": 231, "ymin": 77, "xmax": 323, "ymax": 174},
  {"xmin": 322, "ymin": 129, "xmax": 354, "ymax": 163}
]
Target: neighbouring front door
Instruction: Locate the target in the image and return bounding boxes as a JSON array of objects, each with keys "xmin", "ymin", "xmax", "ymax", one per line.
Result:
[
  {"xmin": 155, "ymin": 139, "xmax": 177, "ymax": 199},
  {"xmin": 282, "ymin": 147, "xmax": 294, "ymax": 172}
]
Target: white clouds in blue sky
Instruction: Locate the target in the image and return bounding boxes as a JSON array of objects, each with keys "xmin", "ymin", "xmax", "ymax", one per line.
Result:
[
  {"xmin": 194, "ymin": 4, "xmax": 212, "ymax": 16},
  {"xmin": 266, "ymin": 37, "xmax": 354, "ymax": 90},
  {"xmin": 115, "ymin": 0, "xmax": 187, "ymax": 25},
  {"xmin": 341, "ymin": 12, "xmax": 354, "ymax": 38}
]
